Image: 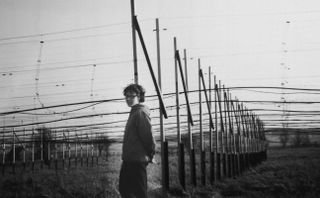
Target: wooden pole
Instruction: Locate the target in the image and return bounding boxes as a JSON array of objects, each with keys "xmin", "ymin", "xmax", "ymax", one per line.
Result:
[
  {"xmin": 86, "ymin": 134, "xmax": 89, "ymax": 167},
  {"xmin": 175, "ymin": 50, "xmax": 194, "ymax": 126},
  {"xmin": 253, "ymin": 114, "xmax": 257, "ymax": 165},
  {"xmin": 91, "ymin": 134, "xmax": 94, "ymax": 167},
  {"xmin": 184, "ymin": 49, "xmax": 196, "ymax": 186},
  {"xmin": 237, "ymin": 101, "xmax": 244, "ymax": 174},
  {"xmin": 200, "ymin": 68, "xmax": 217, "ymax": 184},
  {"xmin": 23, "ymin": 128, "xmax": 26, "ymax": 170},
  {"xmin": 173, "ymin": 40, "xmax": 185, "ymax": 190},
  {"xmin": 214, "ymin": 76, "xmax": 219, "ymax": 181},
  {"xmin": 199, "ymin": 69, "xmax": 214, "ymax": 130},
  {"xmin": 227, "ymin": 91, "xmax": 235, "ymax": 177},
  {"xmin": 32, "ymin": 129, "xmax": 35, "ymax": 170},
  {"xmin": 238, "ymin": 102, "xmax": 246, "ymax": 173},
  {"xmin": 130, "ymin": 0, "xmax": 138, "ymax": 84},
  {"xmin": 96, "ymin": 133, "xmax": 99, "ymax": 165},
  {"xmin": 175, "ymin": 50, "xmax": 196, "ymax": 189},
  {"xmin": 216, "ymin": 82, "xmax": 224, "ymax": 178},
  {"xmin": 12, "ymin": 129, "xmax": 15, "ymax": 174},
  {"xmin": 246, "ymin": 110, "xmax": 252, "ymax": 168},
  {"xmin": 240, "ymin": 104, "xmax": 247, "ymax": 171},
  {"xmin": 41, "ymin": 128, "xmax": 43, "ymax": 168},
  {"xmin": 2, "ymin": 127, "xmax": 5, "ymax": 175},
  {"xmin": 242, "ymin": 104, "xmax": 249, "ymax": 170},
  {"xmin": 62, "ymin": 132, "xmax": 66, "ymax": 169},
  {"xmin": 75, "ymin": 133, "xmax": 78, "ymax": 167},
  {"xmin": 174, "ymin": 38, "xmax": 181, "ymax": 144},
  {"xmin": 80, "ymin": 133, "xmax": 83, "ymax": 167},
  {"xmin": 231, "ymin": 99, "xmax": 241, "ymax": 176},
  {"xmin": 224, "ymin": 91, "xmax": 233, "ymax": 177},
  {"xmin": 55, "ymin": 131, "xmax": 58, "ymax": 170},
  {"xmin": 133, "ymin": 16, "xmax": 168, "ymax": 118},
  {"xmin": 155, "ymin": 18, "xmax": 168, "ymax": 194},
  {"xmin": 222, "ymin": 86, "xmax": 229, "ymax": 177},
  {"xmin": 209, "ymin": 67, "xmax": 214, "ymax": 184},
  {"xmin": 48, "ymin": 130, "xmax": 51, "ymax": 168},
  {"xmin": 68, "ymin": 130, "xmax": 71, "ymax": 167},
  {"xmin": 198, "ymin": 60, "xmax": 205, "ymax": 185}
]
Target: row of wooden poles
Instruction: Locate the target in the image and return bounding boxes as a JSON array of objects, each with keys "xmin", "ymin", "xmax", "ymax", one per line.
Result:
[
  {"xmin": 1, "ymin": 131, "xmax": 101, "ymax": 174},
  {"xmin": 132, "ymin": 16, "xmax": 268, "ymax": 192},
  {"xmin": 157, "ymin": 48, "xmax": 268, "ymax": 190}
]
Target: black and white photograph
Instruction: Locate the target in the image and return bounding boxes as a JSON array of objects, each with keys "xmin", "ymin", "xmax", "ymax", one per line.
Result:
[{"xmin": 0, "ymin": 0, "xmax": 320, "ymax": 197}]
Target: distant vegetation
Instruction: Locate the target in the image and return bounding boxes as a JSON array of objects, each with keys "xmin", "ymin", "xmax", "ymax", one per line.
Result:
[{"xmin": 267, "ymin": 128, "xmax": 319, "ymax": 148}]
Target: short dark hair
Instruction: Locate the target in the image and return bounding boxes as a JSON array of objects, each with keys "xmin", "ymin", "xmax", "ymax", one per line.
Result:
[{"xmin": 123, "ymin": 84, "xmax": 146, "ymax": 102}]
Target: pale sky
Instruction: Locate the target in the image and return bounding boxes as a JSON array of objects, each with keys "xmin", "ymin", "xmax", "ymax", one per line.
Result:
[{"xmin": 1, "ymin": 0, "xmax": 320, "ymax": 139}]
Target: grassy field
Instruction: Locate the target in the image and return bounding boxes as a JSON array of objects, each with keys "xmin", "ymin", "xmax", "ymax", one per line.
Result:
[
  {"xmin": 212, "ymin": 146, "xmax": 320, "ymax": 198},
  {"xmin": 0, "ymin": 145, "xmax": 319, "ymax": 198}
]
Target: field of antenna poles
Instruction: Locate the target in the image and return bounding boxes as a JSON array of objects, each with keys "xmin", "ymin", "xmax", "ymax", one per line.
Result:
[{"xmin": 1, "ymin": 1, "xmax": 320, "ymax": 197}]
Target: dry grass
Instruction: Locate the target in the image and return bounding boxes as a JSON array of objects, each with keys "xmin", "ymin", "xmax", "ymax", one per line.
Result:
[
  {"xmin": 0, "ymin": 144, "xmax": 319, "ymax": 198},
  {"xmin": 214, "ymin": 147, "xmax": 320, "ymax": 198}
]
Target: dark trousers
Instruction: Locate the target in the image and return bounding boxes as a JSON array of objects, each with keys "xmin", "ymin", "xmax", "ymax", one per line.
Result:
[{"xmin": 119, "ymin": 161, "xmax": 148, "ymax": 198}]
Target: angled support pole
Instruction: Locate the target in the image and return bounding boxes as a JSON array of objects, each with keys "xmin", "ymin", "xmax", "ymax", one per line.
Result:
[
  {"xmin": 199, "ymin": 69, "xmax": 215, "ymax": 129},
  {"xmin": 133, "ymin": 16, "xmax": 168, "ymax": 119},
  {"xmin": 175, "ymin": 50, "xmax": 194, "ymax": 126}
]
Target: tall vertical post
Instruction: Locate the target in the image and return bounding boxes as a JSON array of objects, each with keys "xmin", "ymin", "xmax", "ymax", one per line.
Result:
[
  {"xmin": 130, "ymin": 0, "xmax": 138, "ymax": 83},
  {"xmin": 174, "ymin": 38, "xmax": 185, "ymax": 190},
  {"xmin": 217, "ymin": 81, "xmax": 224, "ymax": 178},
  {"xmin": 68, "ymin": 130, "xmax": 71, "ymax": 167},
  {"xmin": 226, "ymin": 90, "xmax": 234, "ymax": 178},
  {"xmin": 231, "ymin": 98, "xmax": 241, "ymax": 176},
  {"xmin": 62, "ymin": 132, "xmax": 65, "ymax": 169},
  {"xmin": 156, "ymin": 18, "xmax": 168, "ymax": 193},
  {"xmin": 91, "ymin": 134, "xmax": 94, "ymax": 167},
  {"xmin": 40, "ymin": 128, "xmax": 43, "ymax": 168},
  {"xmin": 2, "ymin": 125, "xmax": 5, "ymax": 175},
  {"xmin": 200, "ymin": 68, "xmax": 216, "ymax": 184},
  {"xmin": 245, "ymin": 109, "xmax": 251, "ymax": 169},
  {"xmin": 80, "ymin": 133, "xmax": 83, "ymax": 167},
  {"xmin": 230, "ymin": 93, "xmax": 237, "ymax": 177},
  {"xmin": 12, "ymin": 129, "xmax": 15, "ymax": 174},
  {"xmin": 185, "ymin": 49, "xmax": 196, "ymax": 186},
  {"xmin": 198, "ymin": 59, "xmax": 205, "ymax": 185},
  {"xmin": 174, "ymin": 37, "xmax": 180, "ymax": 145},
  {"xmin": 209, "ymin": 67, "xmax": 214, "ymax": 184},
  {"xmin": 75, "ymin": 133, "xmax": 78, "ymax": 167},
  {"xmin": 86, "ymin": 134, "xmax": 89, "ymax": 167},
  {"xmin": 214, "ymin": 76, "xmax": 219, "ymax": 181},
  {"xmin": 55, "ymin": 131, "xmax": 58, "ymax": 171},
  {"xmin": 241, "ymin": 104, "xmax": 248, "ymax": 171},
  {"xmin": 48, "ymin": 130, "xmax": 51, "ymax": 168},
  {"xmin": 32, "ymin": 129, "xmax": 35, "ymax": 170},
  {"xmin": 248, "ymin": 111, "xmax": 254, "ymax": 167},
  {"xmin": 95, "ymin": 133, "xmax": 98, "ymax": 165},
  {"xmin": 23, "ymin": 128, "xmax": 26, "ymax": 170},
  {"xmin": 175, "ymin": 50, "xmax": 189, "ymax": 190},
  {"xmin": 238, "ymin": 102, "xmax": 246, "ymax": 173},
  {"xmin": 95, "ymin": 132, "xmax": 99, "ymax": 166},
  {"xmin": 255, "ymin": 115, "xmax": 259, "ymax": 165},
  {"xmin": 223, "ymin": 86, "xmax": 229, "ymax": 177}
]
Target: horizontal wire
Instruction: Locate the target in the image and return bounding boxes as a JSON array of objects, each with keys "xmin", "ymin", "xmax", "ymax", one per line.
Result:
[{"xmin": 0, "ymin": 21, "xmax": 131, "ymax": 42}]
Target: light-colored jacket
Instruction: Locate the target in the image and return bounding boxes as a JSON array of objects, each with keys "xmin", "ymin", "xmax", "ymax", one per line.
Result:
[{"xmin": 122, "ymin": 104, "xmax": 156, "ymax": 162}]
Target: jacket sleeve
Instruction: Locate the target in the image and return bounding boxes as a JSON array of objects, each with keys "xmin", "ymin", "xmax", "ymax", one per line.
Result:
[{"xmin": 136, "ymin": 109, "xmax": 156, "ymax": 159}]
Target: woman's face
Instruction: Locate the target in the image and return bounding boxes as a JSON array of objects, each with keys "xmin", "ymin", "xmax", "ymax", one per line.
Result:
[{"xmin": 125, "ymin": 91, "xmax": 140, "ymax": 107}]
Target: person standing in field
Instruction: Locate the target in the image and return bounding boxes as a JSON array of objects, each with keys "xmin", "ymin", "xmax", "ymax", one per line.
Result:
[{"xmin": 119, "ymin": 84, "xmax": 156, "ymax": 198}]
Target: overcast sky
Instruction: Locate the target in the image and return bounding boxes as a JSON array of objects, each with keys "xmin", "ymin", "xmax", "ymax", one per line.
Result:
[{"xmin": 1, "ymin": 0, "xmax": 320, "ymax": 137}]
